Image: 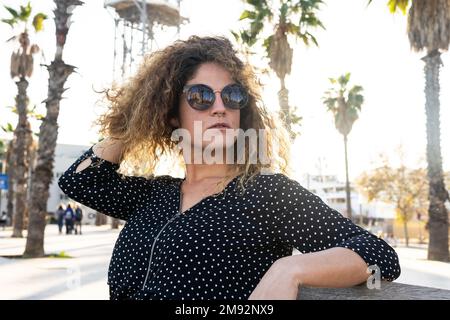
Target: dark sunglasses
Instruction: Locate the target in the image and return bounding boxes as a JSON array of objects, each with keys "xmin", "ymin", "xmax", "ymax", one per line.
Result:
[{"xmin": 182, "ymin": 83, "xmax": 249, "ymax": 111}]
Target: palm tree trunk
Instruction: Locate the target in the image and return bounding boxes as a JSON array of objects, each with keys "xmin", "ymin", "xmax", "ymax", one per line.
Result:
[
  {"xmin": 23, "ymin": 138, "xmax": 36, "ymax": 230},
  {"xmin": 278, "ymin": 77, "xmax": 291, "ymax": 135},
  {"xmin": 111, "ymin": 218, "xmax": 119, "ymax": 229},
  {"xmin": 95, "ymin": 212, "xmax": 107, "ymax": 226},
  {"xmin": 24, "ymin": 0, "xmax": 83, "ymax": 258},
  {"xmin": 359, "ymin": 204, "xmax": 363, "ymax": 226},
  {"xmin": 403, "ymin": 219, "xmax": 409, "ymax": 247},
  {"xmin": 344, "ymin": 135, "xmax": 352, "ymax": 221},
  {"xmin": 12, "ymin": 78, "xmax": 32, "ymax": 238},
  {"xmin": 95, "ymin": 212, "xmax": 102, "ymax": 226},
  {"xmin": 6, "ymin": 139, "xmax": 16, "ymax": 227},
  {"xmin": 422, "ymin": 49, "xmax": 449, "ymax": 262}
]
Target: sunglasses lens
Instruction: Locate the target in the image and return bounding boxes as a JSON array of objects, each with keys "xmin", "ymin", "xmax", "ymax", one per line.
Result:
[
  {"xmin": 186, "ymin": 85, "xmax": 214, "ymax": 110},
  {"xmin": 222, "ymin": 84, "xmax": 248, "ymax": 109},
  {"xmin": 184, "ymin": 84, "xmax": 248, "ymax": 110}
]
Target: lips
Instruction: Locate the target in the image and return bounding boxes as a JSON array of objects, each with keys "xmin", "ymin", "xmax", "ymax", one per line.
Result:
[{"xmin": 208, "ymin": 123, "xmax": 231, "ymax": 129}]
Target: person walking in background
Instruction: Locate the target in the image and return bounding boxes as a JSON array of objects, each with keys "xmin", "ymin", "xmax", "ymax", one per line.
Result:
[
  {"xmin": 56, "ymin": 204, "xmax": 65, "ymax": 235},
  {"xmin": 0, "ymin": 211, "xmax": 7, "ymax": 230},
  {"xmin": 64, "ymin": 203, "xmax": 74, "ymax": 235},
  {"xmin": 74, "ymin": 205, "xmax": 83, "ymax": 235}
]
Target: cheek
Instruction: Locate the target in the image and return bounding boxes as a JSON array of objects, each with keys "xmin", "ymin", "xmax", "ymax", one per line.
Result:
[
  {"xmin": 179, "ymin": 102, "xmax": 193, "ymax": 129},
  {"xmin": 179, "ymin": 102, "xmax": 205, "ymax": 135}
]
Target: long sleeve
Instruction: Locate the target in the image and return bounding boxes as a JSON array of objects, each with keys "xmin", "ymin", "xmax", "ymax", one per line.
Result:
[
  {"xmin": 58, "ymin": 145, "xmax": 151, "ymax": 221},
  {"xmin": 272, "ymin": 174, "xmax": 401, "ymax": 281}
]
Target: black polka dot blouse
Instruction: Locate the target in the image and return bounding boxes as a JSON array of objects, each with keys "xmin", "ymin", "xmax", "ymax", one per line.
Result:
[{"xmin": 58, "ymin": 146, "xmax": 401, "ymax": 300}]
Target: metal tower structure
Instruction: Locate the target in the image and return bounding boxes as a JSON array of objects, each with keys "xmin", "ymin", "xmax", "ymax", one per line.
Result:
[{"xmin": 104, "ymin": 0, "xmax": 188, "ymax": 81}]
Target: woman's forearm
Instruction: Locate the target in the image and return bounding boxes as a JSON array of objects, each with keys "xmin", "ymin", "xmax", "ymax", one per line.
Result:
[{"xmin": 282, "ymin": 247, "xmax": 370, "ymax": 288}]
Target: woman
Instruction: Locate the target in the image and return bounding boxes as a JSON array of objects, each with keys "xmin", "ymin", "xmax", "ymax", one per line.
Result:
[
  {"xmin": 55, "ymin": 204, "xmax": 65, "ymax": 235},
  {"xmin": 64, "ymin": 203, "xmax": 74, "ymax": 235},
  {"xmin": 58, "ymin": 36, "xmax": 400, "ymax": 300}
]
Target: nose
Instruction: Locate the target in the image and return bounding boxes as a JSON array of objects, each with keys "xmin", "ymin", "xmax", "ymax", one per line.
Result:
[{"xmin": 209, "ymin": 91, "xmax": 226, "ymax": 115}]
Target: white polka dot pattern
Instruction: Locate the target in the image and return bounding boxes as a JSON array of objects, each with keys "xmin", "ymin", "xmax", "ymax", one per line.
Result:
[{"xmin": 58, "ymin": 146, "xmax": 401, "ymax": 300}]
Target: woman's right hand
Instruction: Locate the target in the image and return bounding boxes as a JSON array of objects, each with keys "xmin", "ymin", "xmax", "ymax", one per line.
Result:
[{"xmin": 92, "ymin": 137, "xmax": 125, "ymax": 164}]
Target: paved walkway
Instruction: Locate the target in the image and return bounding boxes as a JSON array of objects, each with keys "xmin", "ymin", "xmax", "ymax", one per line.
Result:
[
  {"xmin": 0, "ymin": 225, "xmax": 449, "ymax": 299},
  {"xmin": 392, "ymin": 244, "xmax": 450, "ymax": 291},
  {"xmin": 0, "ymin": 224, "xmax": 120, "ymax": 299}
]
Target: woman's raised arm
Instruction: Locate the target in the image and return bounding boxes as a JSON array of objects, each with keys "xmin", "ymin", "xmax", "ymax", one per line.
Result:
[{"xmin": 58, "ymin": 137, "xmax": 150, "ymax": 221}]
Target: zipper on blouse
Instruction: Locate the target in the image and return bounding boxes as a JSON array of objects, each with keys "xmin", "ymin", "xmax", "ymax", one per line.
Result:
[{"xmin": 141, "ymin": 185, "xmax": 183, "ymax": 291}]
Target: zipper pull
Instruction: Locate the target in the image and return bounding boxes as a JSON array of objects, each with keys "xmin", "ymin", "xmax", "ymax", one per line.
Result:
[{"xmin": 173, "ymin": 212, "xmax": 182, "ymax": 219}]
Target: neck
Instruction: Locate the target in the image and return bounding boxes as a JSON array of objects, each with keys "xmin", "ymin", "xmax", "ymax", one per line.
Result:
[
  {"xmin": 183, "ymin": 162, "xmax": 237, "ymax": 183},
  {"xmin": 181, "ymin": 144, "xmax": 238, "ymax": 183}
]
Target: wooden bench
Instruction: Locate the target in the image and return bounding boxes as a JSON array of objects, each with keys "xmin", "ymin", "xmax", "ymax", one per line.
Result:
[{"xmin": 298, "ymin": 282, "xmax": 450, "ymax": 300}]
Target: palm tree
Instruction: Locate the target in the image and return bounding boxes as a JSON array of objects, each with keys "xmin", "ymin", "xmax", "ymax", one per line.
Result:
[
  {"xmin": 1, "ymin": 109, "xmax": 43, "ymax": 229},
  {"xmin": 2, "ymin": 2, "xmax": 47, "ymax": 237},
  {"xmin": 111, "ymin": 218, "xmax": 120, "ymax": 229},
  {"xmin": 369, "ymin": 0, "xmax": 449, "ymax": 262},
  {"xmin": 24, "ymin": 0, "xmax": 83, "ymax": 258},
  {"xmin": 234, "ymin": 0, "xmax": 324, "ymax": 139},
  {"xmin": 322, "ymin": 73, "xmax": 364, "ymax": 221},
  {"xmin": 95, "ymin": 212, "xmax": 107, "ymax": 226}
]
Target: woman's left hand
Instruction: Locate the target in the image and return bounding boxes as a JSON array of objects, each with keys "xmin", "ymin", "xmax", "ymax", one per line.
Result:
[{"xmin": 248, "ymin": 257, "xmax": 300, "ymax": 300}]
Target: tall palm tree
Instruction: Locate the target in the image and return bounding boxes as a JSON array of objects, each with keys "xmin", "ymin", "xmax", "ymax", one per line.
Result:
[
  {"xmin": 234, "ymin": 0, "xmax": 324, "ymax": 139},
  {"xmin": 2, "ymin": 109, "xmax": 43, "ymax": 229},
  {"xmin": 370, "ymin": 0, "xmax": 449, "ymax": 262},
  {"xmin": 24, "ymin": 0, "xmax": 83, "ymax": 258},
  {"xmin": 2, "ymin": 2, "xmax": 47, "ymax": 237},
  {"xmin": 322, "ymin": 73, "xmax": 364, "ymax": 221}
]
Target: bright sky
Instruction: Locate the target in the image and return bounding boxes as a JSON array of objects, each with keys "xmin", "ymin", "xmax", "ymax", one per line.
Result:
[{"xmin": 0, "ymin": 0, "xmax": 449, "ymax": 182}]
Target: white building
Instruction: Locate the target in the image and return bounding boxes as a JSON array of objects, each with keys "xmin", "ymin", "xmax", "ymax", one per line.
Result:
[
  {"xmin": 52, "ymin": 143, "xmax": 99, "ymax": 225},
  {"xmin": 299, "ymin": 174, "xmax": 396, "ymax": 226},
  {"xmin": 0, "ymin": 141, "xmax": 104, "ymax": 225}
]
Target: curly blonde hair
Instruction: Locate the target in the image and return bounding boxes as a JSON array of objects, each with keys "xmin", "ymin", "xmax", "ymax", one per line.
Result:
[{"xmin": 95, "ymin": 35, "xmax": 292, "ymax": 195}]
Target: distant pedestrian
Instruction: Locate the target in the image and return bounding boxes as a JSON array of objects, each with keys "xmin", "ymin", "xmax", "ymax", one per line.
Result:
[
  {"xmin": 0, "ymin": 211, "xmax": 7, "ymax": 230},
  {"xmin": 74, "ymin": 205, "xmax": 83, "ymax": 235},
  {"xmin": 64, "ymin": 203, "xmax": 74, "ymax": 234},
  {"xmin": 56, "ymin": 204, "xmax": 65, "ymax": 234}
]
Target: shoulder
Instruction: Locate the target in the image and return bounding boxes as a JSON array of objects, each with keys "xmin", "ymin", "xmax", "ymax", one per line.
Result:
[
  {"xmin": 248, "ymin": 172, "xmax": 299, "ymax": 187},
  {"xmin": 118, "ymin": 173, "xmax": 179, "ymax": 184},
  {"xmin": 116, "ymin": 174, "xmax": 181, "ymax": 192},
  {"xmin": 248, "ymin": 173, "xmax": 314, "ymax": 198},
  {"xmin": 149, "ymin": 174, "xmax": 183, "ymax": 188}
]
